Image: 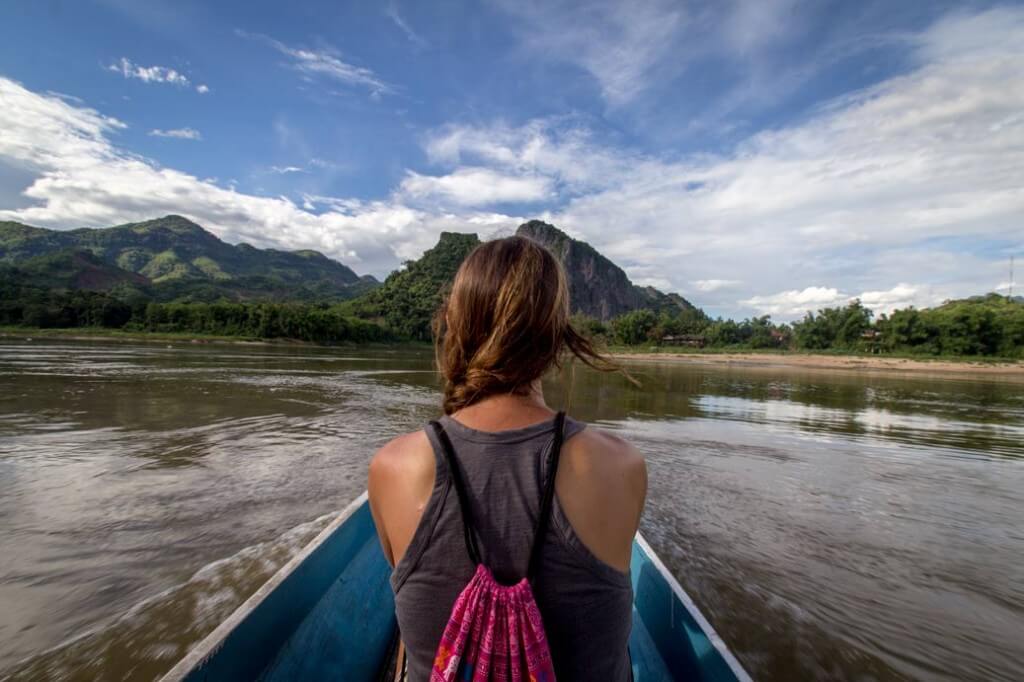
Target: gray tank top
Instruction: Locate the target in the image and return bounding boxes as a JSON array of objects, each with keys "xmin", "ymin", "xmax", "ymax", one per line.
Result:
[{"xmin": 390, "ymin": 413, "xmax": 633, "ymax": 681}]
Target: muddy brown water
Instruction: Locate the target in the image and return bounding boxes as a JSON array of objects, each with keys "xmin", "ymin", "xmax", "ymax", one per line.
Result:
[{"xmin": 0, "ymin": 339, "xmax": 1022, "ymax": 681}]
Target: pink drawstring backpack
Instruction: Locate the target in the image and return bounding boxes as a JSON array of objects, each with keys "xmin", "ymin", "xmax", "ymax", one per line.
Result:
[{"xmin": 427, "ymin": 412, "xmax": 566, "ymax": 682}]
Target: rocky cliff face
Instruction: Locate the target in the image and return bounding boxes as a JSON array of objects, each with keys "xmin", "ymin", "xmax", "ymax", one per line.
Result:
[
  {"xmin": 516, "ymin": 220, "xmax": 694, "ymax": 320},
  {"xmin": 345, "ymin": 221, "xmax": 697, "ymax": 339}
]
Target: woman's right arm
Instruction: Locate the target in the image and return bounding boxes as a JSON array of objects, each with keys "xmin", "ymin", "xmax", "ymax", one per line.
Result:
[{"xmin": 368, "ymin": 431, "xmax": 436, "ymax": 567}]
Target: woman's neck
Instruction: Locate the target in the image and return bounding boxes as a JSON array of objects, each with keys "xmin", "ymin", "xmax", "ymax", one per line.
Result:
[{"xmin": 450, "ymin": 382, "xmax": 554, "ymax": 432}]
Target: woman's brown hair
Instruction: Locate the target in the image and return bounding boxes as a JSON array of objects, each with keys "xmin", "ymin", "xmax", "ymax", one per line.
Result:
[{"xmin": 434, "ymin": 235, "xmax": 621, "ymax": 414}]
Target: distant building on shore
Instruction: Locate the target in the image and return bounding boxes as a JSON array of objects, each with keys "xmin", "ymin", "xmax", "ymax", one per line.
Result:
[{"xmin": 661, "ymin": 334, "xmax": 706, "ymax": 348}]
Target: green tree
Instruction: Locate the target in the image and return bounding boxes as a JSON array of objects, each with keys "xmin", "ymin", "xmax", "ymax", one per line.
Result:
[
  {"xmin": 793, "ymin": 300, "xmax": 872, "ymax": 350},
  {"xmin": 611, "ymin": 309, "xmax": 657, "ymax": 345},
  {"xmin": 746, "ymin": 315, "xmax": 778, "ymax": 348},
  {"xmin": 570, "ymin": 313, "xmax": 608, "ymax": 341}
]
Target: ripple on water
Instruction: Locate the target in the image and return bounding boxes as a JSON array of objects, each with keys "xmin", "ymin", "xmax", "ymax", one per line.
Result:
[
  {"xmin": 614, "ymin": 413, "xmax": 1024, "ymax": 681},
  {"xmin": 2, "ymin": 341, "xmax": 1022, "ymax": 681},
  {"xmin": 3, "ymin": 513, "xmax": 337, "ymax": 681}
]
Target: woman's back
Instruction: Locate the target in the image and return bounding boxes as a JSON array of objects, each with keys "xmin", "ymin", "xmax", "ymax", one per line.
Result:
[{"xmin": 386, "ymin": 412, "xmax": 636, "ymax": 680}]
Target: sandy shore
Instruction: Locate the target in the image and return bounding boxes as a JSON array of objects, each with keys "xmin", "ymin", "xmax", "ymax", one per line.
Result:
[{"xmin": 609, "ymin": 351, "xmax": 1024, "ymax": 377}]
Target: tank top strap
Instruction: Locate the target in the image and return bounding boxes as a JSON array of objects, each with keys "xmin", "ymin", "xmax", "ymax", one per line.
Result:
[
  {"xmin": 428, "ymin": 418, "xmax": 482, "ymax": 565},
  {"xmin": 427, "ymin": 411, "xmax": 567, "ymax": 580},
  {"xmin": 526, "ymin": 411, "xmax": 565, "ymax": 580}
]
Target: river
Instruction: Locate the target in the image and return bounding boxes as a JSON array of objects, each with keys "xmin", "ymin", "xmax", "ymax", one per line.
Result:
[{"xmin": 0, "ymin": 338, "xmax": 1022, "ymax": 680}]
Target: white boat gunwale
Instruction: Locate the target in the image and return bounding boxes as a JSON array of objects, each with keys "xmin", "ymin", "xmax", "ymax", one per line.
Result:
[{"xmin": 634, "ymin": 532, "xmax": 752, "ymax": 682}]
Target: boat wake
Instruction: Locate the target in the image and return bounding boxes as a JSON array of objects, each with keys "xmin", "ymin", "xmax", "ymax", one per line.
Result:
[{"xmin": 2, "ymin": 512, "xmax": 338, "ymax": 682}]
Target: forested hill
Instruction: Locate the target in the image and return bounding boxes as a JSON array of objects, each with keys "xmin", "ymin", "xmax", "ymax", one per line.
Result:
[
  {"xmin": 2, "ymin": 215, "xmax": 1019, "ymax": 357},
  {"xmin": 341, "ymin": 231, "xmax": 481, "ymax": 339},
  {"xmin": 342, "ymin": 222, "xmax": 700, "ymax": 339},
  {"xmin": 516, "ymin": 220, "xmax": 695, "ymax": 320},
  {"xmin": 0, "ymin": 215, "xmax": 696, "ymax": 325},
  {"xmin": 0, "ymin": 215, "xmax": 377, "ymax": 302}
]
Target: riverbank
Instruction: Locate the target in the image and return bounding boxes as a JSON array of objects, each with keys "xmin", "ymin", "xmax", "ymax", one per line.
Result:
[
  {"xmin": 0, "ymin": 327, "xmax": 408, "ymax": 348},
  {"xmin": 608, "ymin": 348, "xmax": 1024, "ymax": 377},
  {"xmin": 0, "ymin": 327, "xmax": 266, "ymax": 345},
  {"xmin": 3, "ymin": 327, "xmax": 1021, "ymax": 377}
]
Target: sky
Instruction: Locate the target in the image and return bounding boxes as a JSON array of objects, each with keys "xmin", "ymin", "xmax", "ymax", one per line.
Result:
[{"xmin": 0, "ymin": 0, "xmax": 1022, "ymax": 320}]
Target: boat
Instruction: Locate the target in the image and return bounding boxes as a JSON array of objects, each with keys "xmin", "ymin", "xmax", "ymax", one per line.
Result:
[{"xmin": 162, "ymin": 492, "xmax": 750, "ymax": 681}]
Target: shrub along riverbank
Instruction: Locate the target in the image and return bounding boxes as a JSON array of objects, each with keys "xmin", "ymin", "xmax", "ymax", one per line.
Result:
[
  {"xmin": 0, "ymin": 290, "xmax": 393, "ymax": 345},
  {"xmin": 1, "ymin": 282, "xmax": 1020, "ymax": 360},
  {"xmin": 582, "ymin": 294, "xmax": 1023, "ymax": 360}
]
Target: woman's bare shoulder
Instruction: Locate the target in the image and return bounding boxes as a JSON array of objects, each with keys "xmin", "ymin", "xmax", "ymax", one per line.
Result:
[
  {"xmin": 564, "ymin": 426, "xmax": 647, "ymax": 484},
  {"xmin": 369, "ymin": 430, "xmax": 434, "ymax": 480},
  {"xmin": 367, "ymin": 430, "xmax": 436, "ymax": 566},
  {"xmin": 556, "ymin": 425, "xmax": 647, "ymax": 572}
]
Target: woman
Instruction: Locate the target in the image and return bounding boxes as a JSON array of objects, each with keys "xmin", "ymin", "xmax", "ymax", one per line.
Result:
[{"xmin": 368, "ymin": 235, "xmax": 647, "ymax": 680}]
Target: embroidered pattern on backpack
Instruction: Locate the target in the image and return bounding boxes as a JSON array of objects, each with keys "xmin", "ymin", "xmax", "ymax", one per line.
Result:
[{"xmin": 431, "ymin": 565, "xmax": 554, "ymax": 681}]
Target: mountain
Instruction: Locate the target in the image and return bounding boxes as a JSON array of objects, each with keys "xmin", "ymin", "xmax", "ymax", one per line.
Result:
[
  {"xmin": 515, "ymin": 220, "xmax": 695, "ymax": 320},
  {"xmin": 342, "ymin": 232, "xmax": 481, "ymax": 340},
  {"xmin": 1, "ymin": 215, "xmax": 699, "ymax": 337},
  {"xmin": 344, "ymin": 220, "xmax": 699, "ymax": 339},
  {"xmin": 0, "ymin": 215, "xmax": 377, "ymax": 302},
  {"xmin": 4, "ymin": 249, "xmax": 149, "ymax": 292}
]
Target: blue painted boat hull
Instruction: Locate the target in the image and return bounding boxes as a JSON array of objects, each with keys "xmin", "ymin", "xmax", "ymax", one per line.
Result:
[{"xmin": 163, "ymin": 493, "xmax": 749, "ymax": 681}]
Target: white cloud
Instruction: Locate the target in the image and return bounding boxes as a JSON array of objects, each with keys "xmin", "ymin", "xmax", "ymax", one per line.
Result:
[
  {"xmin": 741, "ymin": 286, "xmax": 847, "ymax": 317},
  {"xmin": 107, "ymin": 58, "xmax": 190, "ymax": 87},
  {"xmin": 196, "ymin": 84, "xmax": 210, "ymax": 94},
  {"xmin": 692, "ymin": 279, "xmax": 742, "ymax": 292},
  {"xmin": 742, "ymin": 283, "xmax": 945, "ymax": 318},
  {"xmin": 0, "ymin": 77, "xmax": 499, "ymax": 277},
  {"xmin": 723, "ymin": 0, "xmax": 803, "ymax": 55},
  {"xmin": 423, "ymin": 119, "xmax": 632, "ymax": 194},
  {"xmin": 302, "ymin": 194, "xmax": 363, "ymax": 212},
  {"xmin": 310, "ymin": 156, "xmax": 355, "ymax": 175},
  {"xmin": 492, "ymin": 0, "xmax": 686, "ymax": 106},
  {"xmin": 492, "ymin": 0, "xmax": 818, "ymax": 110},
  {"xmin": 0, "ymin": 79, "xmax": 126, "ymax": 172},
  {"xmin": 45, "ymin": 90, "xmax": 84, "ymax": 104},
  {"xmin": 914, "ymin": 6, "xmax": 1024, "ymax": 63},
  {"xmin": 400, "ymin": 167, "xmax": 552, "ymax": 206},
  {"xmin": 858, "ymin": 284, "xmax": 942, "ymax": 315},
  {"xmin": 386, "ymin": 3, "xmax": 428, "ymax": 49},
  {"xmin": 267, "ymin": 159, "xmax": 349, "ymax": 176},
  {"xmin": 238, "ymin": 31, "xmax": 393, "ymax": 96},
  {"xmin": 632, "ymin": 275, "xmax": 673, "ymax": 290},
  {"xmin": 425, "ymin": 8, "xmax": 1024, "ymax": 317},
  {"xmin": 148, "ymin": 127, "xmax": 202, "ymax": 140}
]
